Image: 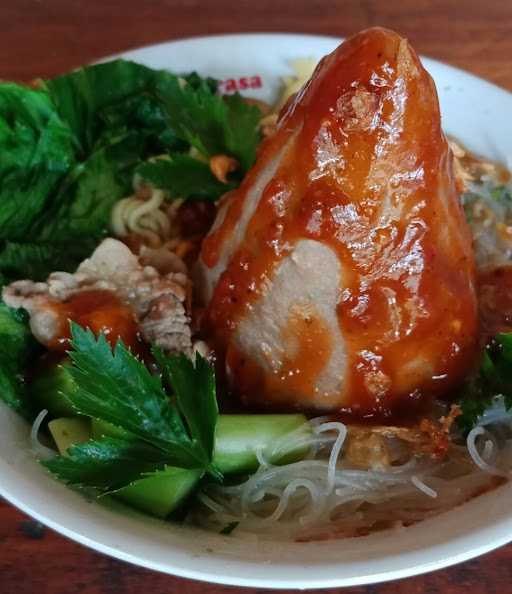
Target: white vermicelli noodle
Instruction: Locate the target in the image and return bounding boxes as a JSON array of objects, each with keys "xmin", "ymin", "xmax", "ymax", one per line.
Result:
[
  {"xmin": 196, "ymin": 491, "xmax": 226, "ymax": 514},
  {"xmin": 255, "ymin": 445, "xmax": 269, "ymax": 468},
  {"xmin": 321, "ymin": 421, "xmax": 347, "ymax": 492},
  {"xmin": 193, "ymin": 413, "xmax": 512, "ymax": 540},
  {"xmin": 466, "ymin": 425, "xmax": 507, "ymax": 476},
  {"xmin": 267, "ymin": 478, "xmax": 321, "ymax": 522},
  {"xmin": 30, "ymin": 409, "xmax": 55, "ymax": 461},
  {"xmin": 411, "ymin": 475, "xmax": 438, "ymax": 498}
]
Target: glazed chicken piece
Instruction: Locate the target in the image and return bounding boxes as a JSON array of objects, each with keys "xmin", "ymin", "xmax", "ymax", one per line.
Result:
[{"xmin": 197, "ymin": 27, "xmax": 478, "ymax": 418}]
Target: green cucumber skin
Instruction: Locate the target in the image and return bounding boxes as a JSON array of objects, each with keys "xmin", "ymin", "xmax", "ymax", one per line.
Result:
[
  {"xmin": 114, "ymin": 467, "xmax": 203, "ymax": 519},
  {"xmin": 53, "ymin": 417, "xmax": 200, "ymax": 519},
  {"xmin": 62, "ymin": 413, "xmax": 311, "ymax": 519},
  {"xmin": 93, "ymin": 414, "xmax": 310, "ymax": 474},
  {"xmin": 212, "ymin": 414, "xmax": 310, "ymax": 474},
  {"xmin": 31, "ymin": 362, "xmax": 77, "ymax": 417}
]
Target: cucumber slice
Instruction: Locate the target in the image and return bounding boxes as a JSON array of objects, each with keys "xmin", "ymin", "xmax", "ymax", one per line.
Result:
[
  {"xmin": 48, "ymin": 417, "xmax": 91, "ymax": 455},
  {"xmin": 114, "ymin": 466, "xmax": 202, "ymax": 518},
  {"xmin": 91, "ymin": 418, "xmax": 202, "ymax": 517},
  {"xmin": 53, "ymin": 417, "xmax": 201, "ymax": 518},
  {"xmin": 31, "ymin": 361, "xmax": 77, "ymax": 417},
  {"xmin": 49, "ymin": 413, "xmax": 311, "ymax": 520},
  {"xmin": 93, "ymin": 414, "xmax": 311, "ymax": 475},
  {"xmin": 212, "ymin": 414, "xmax": 310, "ymax": 474}
]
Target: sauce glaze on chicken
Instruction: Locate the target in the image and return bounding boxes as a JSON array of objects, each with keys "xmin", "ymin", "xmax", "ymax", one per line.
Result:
[{"xmin": 198, "ymin": 27, "xmax": 478, "ymax": 419}]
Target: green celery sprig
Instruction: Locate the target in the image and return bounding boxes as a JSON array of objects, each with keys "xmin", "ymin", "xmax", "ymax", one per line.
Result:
[{"xmin": 43, "ymin": 322, "xmax": 220, "ymax": 492}]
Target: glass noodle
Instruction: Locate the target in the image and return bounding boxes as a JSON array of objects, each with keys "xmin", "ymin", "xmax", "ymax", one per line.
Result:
[{"xmin": 192, "ymin": 408, "xmax": 512, "ymax": 540}]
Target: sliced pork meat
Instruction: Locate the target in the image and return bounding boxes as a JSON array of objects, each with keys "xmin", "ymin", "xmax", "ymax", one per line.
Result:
[
  {"xmin": 197, "ymin": 27, "xmax": 478, "ymax": 418},
  {"xmin": 3, "ymin": 238, "xmax": 192, "ymax": 355}
]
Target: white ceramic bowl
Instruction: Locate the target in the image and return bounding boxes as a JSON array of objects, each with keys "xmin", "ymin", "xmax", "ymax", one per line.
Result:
[{"xmin": 2, "ymin": 33, "xmax": 512, "ymax": 589}]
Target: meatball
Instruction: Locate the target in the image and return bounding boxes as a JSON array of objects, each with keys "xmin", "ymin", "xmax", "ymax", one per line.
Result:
[{"xmin": 197, "ymin": 28, "xmax": 478, "ymax": 418}]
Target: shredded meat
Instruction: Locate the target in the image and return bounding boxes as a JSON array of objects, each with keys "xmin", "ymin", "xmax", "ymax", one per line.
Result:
[
  {"xmin": 343, "ymin": 427, "xmax": 392, "ymax": 470},
  {"xmin": 344, "ymin": 408, "xmax": 461, "ymax": 470},
  {"xmin": 3, "ymin": 238, "xmax": 193, "ymax": 355},
  {"xmin": 366, "ymin": 421, "xmax": 451, "ymax": 460}
]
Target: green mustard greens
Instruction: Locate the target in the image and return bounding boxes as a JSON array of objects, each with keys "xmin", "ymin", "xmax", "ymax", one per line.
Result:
[
  {"xmin": 0, "ymin": 59, "xmax": 261, "ymax": 283},
  {"xmin": 0, "ymin": 303, "xmax": 38, "ymax": 418},
  {"xmin": 458, "ymin": 332, "xmax": 512, "ymax": 432}
]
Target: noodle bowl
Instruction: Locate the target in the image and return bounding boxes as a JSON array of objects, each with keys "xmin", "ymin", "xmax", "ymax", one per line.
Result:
[{"xmin": 2, "ymin": 32, "xmax": 512, "ymax": 588}]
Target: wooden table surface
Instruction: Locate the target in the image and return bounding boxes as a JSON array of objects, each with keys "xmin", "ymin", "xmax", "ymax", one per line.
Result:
[{"xmin": 1, "ymin": 1, "xmax": 512, "ymax": 593}]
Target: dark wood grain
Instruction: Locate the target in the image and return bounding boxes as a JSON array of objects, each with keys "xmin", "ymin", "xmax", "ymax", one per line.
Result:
[
  {"xmin": 2, "ymin": 496, "xmax": 512, "ymax": 594},
  {"xmin": 1, "ymin": 0, "xmax": 512, "ymax": 89},
  {"xmin": 1, "ymin": 1, "xmax": 512, "ymax": 592}
]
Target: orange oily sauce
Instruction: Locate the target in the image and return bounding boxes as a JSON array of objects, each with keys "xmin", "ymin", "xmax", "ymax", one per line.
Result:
[{"xmin": 43, "ymin": 289, "xmax": 143, "ymax": 354}]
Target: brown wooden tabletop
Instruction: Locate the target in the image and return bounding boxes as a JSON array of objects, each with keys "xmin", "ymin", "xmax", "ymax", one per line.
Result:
[{"xmin": 1, "ymin": 1, "xmax": 512, "ymax": 592}]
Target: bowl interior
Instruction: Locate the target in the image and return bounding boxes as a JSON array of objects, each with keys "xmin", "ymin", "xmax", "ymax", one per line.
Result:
[{"xmin": 2, "ymin": 33, "xmax": 512, "ymax": 589}]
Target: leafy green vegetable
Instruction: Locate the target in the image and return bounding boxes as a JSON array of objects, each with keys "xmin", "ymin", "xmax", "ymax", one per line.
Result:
[
  {"xmin": 39, "ymin": 324, "xmax": 315, "ymax": 516},
  {"xmin": 65, "ymin": 323, "xmax": 210, "ymax": 470},
  {"xmin": 0, "ymin": 75, "xmax": 134, "ymax": 282},
  {"xmin": 136, "ymin": 155, "xmax": 232, "ymax": 201},
  {"xmin": 43, "ymin": 437, "xmax": 171, "ymax": 492},
  {"xmin": 458, "ymin": 332, "xmax": 512, "ymax": 432},
  {"xmin": 156, "ymin": 74, "xmax": 262, "ymax": 171},
  {"xmin": 183, "ymin": 72, "xmax": 218, "ymax": 94},
  {"xmin": 97, "ymin": 92, "xmax": 186, "ymax": 155},
  {"xmin": 45, "ymin": 60, "xmax": 159, "ymax": 155},
  {"xmin": 154, "ymin": 349, "xmax": 218, "ymax": 467},
  {"xmin": 0, "ymin": 240, "xmax": 93, "ymax": 283},
  {"xmin": 222, "ymin": 93, "xmax": 263, "ymax": 173},
  {"xmin": 33, "ymin": 145, "xmax": 129, "ymax": 242},
  {"xmin": 490, "ymin": 185, "xmax": 512, "ymax": 203},
  {"xmin": 0, "ymin": 83, "xmax": 75, "ymax": 240},
  {"xmin": 41, "ymin": 322, "xmax": 221, "ymax": 497},
  {"xmin": 0, "ymin": 60, "xmax": 261, "ymax": 283},
  {"xmin": 458, "ymin": 378, "xmax": 492, "ymax": 434},
  {"xmin": 45, "ymin": 59, "xmax": 261, "ymax": 174},
  {"xmin": 0, "ymin": 303, "xmax": 38, "ymax": 417},
  {"xmin": 91, "ymin": 417, "xmax": 131, "ymax": 440},
  {"xmin": 0, "ymin": 304, "xmax": 35, "ymax": 357}
]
